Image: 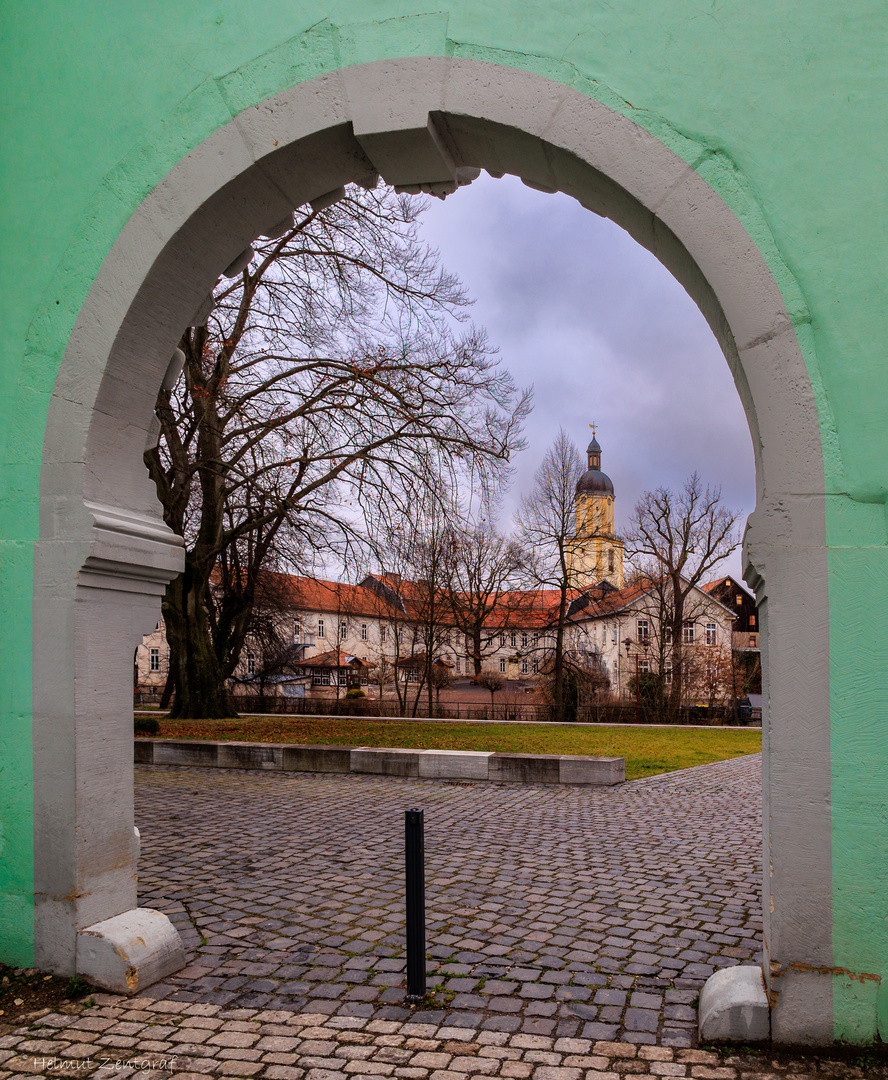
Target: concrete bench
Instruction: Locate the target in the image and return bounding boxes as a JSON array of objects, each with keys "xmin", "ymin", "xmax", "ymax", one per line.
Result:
[{"xmin": 135, "ymin": 738, "xmax": 624, "ymax": 785}]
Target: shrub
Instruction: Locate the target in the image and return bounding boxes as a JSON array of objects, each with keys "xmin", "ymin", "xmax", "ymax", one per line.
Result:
[
  {"xmin": 134, "ymin": 716, "xmax": 160, "ymax": 735},
  {"xmin": 344, "ymin": 688, "xmax": 366, "ymax": 699}
]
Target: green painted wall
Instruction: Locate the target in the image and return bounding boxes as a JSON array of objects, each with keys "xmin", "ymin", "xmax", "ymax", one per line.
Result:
[{"xmin": 1, "ymin": 1, "xmax": 886, "ymax": 1037}]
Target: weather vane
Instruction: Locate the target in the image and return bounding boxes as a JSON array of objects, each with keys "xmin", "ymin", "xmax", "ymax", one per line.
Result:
[{"xmin": 589, "ymin": 421, "xmax": 596, "ymax": 438}]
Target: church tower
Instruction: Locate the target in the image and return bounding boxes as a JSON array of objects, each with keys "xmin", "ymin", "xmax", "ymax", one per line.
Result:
[{"xmin": 566, "ymin": 431, "xmax": 624, "ymax": 590}]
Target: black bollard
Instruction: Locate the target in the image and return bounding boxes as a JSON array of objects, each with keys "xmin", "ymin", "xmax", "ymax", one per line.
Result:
[{"xmin": 404, "ymin": 807, "xmax": 426, "ymax": 1002}]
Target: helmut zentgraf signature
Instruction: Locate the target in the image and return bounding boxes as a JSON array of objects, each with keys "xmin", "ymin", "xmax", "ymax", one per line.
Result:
[{"xmin": 34, "ymin": 1059, "xmax": 177, "ymax": 1073}]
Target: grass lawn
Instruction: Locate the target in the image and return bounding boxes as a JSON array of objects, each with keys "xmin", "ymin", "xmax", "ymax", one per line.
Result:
[{"xmin": 143, "ymin": 715, "xmax": 761, "ymax": 780}]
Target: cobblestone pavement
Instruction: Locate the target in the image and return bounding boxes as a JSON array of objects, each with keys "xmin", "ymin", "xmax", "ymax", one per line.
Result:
[
  {"xmin": 3, "ymin": 1000, "xmax": 887, "ymax": 1080},
  {"xmin": 133, "ymin": 755, "xmax": 764, "ymax": 1046},
  {"xmin": 4, "ymin": 754, "xmax": 886, "ymax": 1079}
]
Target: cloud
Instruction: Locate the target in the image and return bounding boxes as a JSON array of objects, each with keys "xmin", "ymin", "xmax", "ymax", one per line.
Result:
[{"xmin": 418, "ymin": 173, "xmax": 755, "ymax": 581}]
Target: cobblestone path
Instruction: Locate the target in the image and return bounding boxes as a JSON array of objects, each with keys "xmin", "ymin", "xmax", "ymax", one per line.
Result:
[
  {"xmin": 131, "ymin": 755, "xmax": 763, "ymax": 1047},
  {"xmin": 4, "ymin": 754, "xmax": 885, "ymax": 1079},
  {"xmin": 5, "ymin": 1002, "xmax": 886, "ymax": 1080}
]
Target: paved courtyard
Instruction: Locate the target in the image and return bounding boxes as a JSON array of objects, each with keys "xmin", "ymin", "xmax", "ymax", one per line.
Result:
[
  {"xmin": 4, "ymin": 753, "xmax": 886, "ymax": 1078},
  {"xmin": 132, "ymin": 755, "xmax": 764, "ymax": 1046}
]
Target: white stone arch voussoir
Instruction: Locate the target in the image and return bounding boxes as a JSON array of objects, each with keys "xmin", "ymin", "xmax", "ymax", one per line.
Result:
[{"xmin": 37, "ymin": 57, "xmax": 831, "ymax": 1040}]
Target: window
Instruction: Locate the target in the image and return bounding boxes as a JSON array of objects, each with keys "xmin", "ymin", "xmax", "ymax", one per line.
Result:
[
  {"xmin": 521, "ymin": 659, "xmax": 529, "ymax": 675},
  {"xmin": 398, "ymin": 627, "xmax": 404, "ymax": 643},
  {"xmin": 246, "ymin": 654, "xmax": 256, "ymax": 676},
  {"xmin": 639, "ymin": 658, "xmax": 650, "ymax": 674},
  {"xmin": 613, "ymin": 659, "xmax": 618, "ymax": 677},
  {"xmin": 532, "ymin": 660, "xmax": 539, "ymax": 674},
  {"xmin": 510, "ymin": 632, "xmax": 517, "ymax": 648},
  {"xmin": 499, "ymin": 633, "xmax": 506, "ymax": 647},
  {"xmin": 312, "ymin": 668, "xmax": 331, "ymax": 685},
  {"xmin": 293, "ymin": 621, "xmax": 301, "ymax": 642},
  {"xmin": 736, "ymin": 594, "xmax": 743, "ymax": 606},
  {"xmin": 749, "ymin": 634, "xmax": 758, "ymax": 648},
  {"xmin": 149, "ymin": 647, "xmax": 160, "ymax": 672},
  {"xmin": 317, "ymin": 618, "xmax": 325, "ymax": 639},
  {"xmin": 499, "ymin": 658, "xmax": 507, "ymax": 673},
  {"xmin": 636, "ymin": 618, "xmax": 650, "ymax": 643},
  {"xmin": 532, "ymin": 632, "xmax": 539, "ymax": 646},
  {"xmin": 705, "ymin": 622, "xmax": 717, "ymax": 646},
  {"xmin": 340, "ymin": 621, "xmax": 347, "ymax": 640},
  {"xmin": 455, "ymin": 658, "xmax": 461, "ymax": 673},
  {"xmin": 664, "ymin": 662, "xmax": 672, "ymax": 685},
  {"xmin": 443, "ymin": 630, "xmax": 451, "ymax": 645},
  {"xmin": 522, "ymin": 633, "xmax": 529, "ymax": 648},
  {"xmin": 608, "ymin": 549, "xmax": 614, "ymax": 571},
  {"xmin": 664, "ymin": 625, "xmax": 673, "ymax": 644},
  {"xmin": 406, "ymin": 668, "xmax": 421, "ymax": 683},
  {"xmin": 361, "ymin": 623, "xmax": 368, "ymax": 641},
  {"xmin": 682, "ymin": 620, "xmax": 695, "ymax": 644},
  {"xmin": 338, "ymin": 671, "xmax": 348, "ymax": 686},
  {"xmin": 380, "ymin": 625, "xmax": 387, "ymax": 643},
  {"xmin": 749, "ymin": 614, "xmax": 756, "ymax": 627}
]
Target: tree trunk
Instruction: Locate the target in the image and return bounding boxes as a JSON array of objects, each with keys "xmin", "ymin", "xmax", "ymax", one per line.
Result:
[
  {"xmin": 668, "ymin": 581, "xmax": 685, "ymax": 720},
  {"xmin": 472, "ymin": 629, "xmax": 483, "ymax": 677},
  {"xmin": 163, "ymin": 567, "xmax": 236, "ymax": 719},
  {"xmin": 552, "ymin": 586, "xmax": 568, "ymax": 724},
  {"xmin": 158, "ymin": 661, "xmax": 176, "ymax": 711}
]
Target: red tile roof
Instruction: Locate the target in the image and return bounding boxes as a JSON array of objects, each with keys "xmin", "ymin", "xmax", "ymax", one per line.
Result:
[
  {"xmin": 249, "ymin": 569, "xmax": 729, "ymax": 633},
  {"xmin": 294, "ymin": 648, "xmax": 371, "ymax": 668},
  {"xmin": 262, "ymin": 572, "xmax": 403, "ymax": 619}
]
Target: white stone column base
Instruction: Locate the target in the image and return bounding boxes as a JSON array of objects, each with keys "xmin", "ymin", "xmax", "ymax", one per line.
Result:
[
  {"xmin": 699, "ymin": 966, "xmax": 770, "ymax": 1043},
  {"xmin": 76, "ymin": 908, "xmax": 185, "ymax": 994}
]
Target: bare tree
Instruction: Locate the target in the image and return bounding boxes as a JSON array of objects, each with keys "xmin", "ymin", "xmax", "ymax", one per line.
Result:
[
  {"xmin": 429, "ymin": 660, "xmax": 454, "ymax": 711},
  {"xmin": 443, "ymin": 515, "xmax": 528, "ymax": 677},
  {"xmin": 683, "ymin": 640, "xmax": 735, "ymax": 712},
  {"xmin": 361, "ymin": 564, "xmax": 427, "ymax": 718},
  {"xmin": 537, "ymin": 647, "xmax": 610, "ymax": 721},
  {"xmin": 475, "ymin": 669, "xmax": 506, "ymax": 708},
  {"xmin": 514, "ymin": 430, "xmax": 585, "ymax": 721},
  {"xmin": 366, "ymin": 502, "xmax": 457, "ymax": 717},
  {"xmin": 623, "ymin": 473, "xmax": 741, "ymax": 716},
  {"xmin": 145, "ymin": 184, "xmax": 530, "ymax": 718}
]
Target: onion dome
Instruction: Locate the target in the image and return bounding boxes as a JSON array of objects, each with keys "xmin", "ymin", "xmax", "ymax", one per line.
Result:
[{"xmin": 576, "ymin": 434, "xmax": 615, "ymax": 496}]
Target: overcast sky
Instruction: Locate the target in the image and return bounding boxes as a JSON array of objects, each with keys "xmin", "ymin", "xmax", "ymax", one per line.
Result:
[{"xmin": 417, "ymin": 173, "xmax": 755, "ymax": 583}]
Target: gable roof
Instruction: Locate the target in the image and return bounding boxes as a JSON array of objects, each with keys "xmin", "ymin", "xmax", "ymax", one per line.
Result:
[
  {"xmin": 294, "ymin": 648, "xmax": 370, "ymax": 668},
  {"xmin": 564, "ymin": 575, "xmax": 737, "ymax": 624},
  {"xmin": 248, "ymin": 567, "xmax": 735, "ymax": 634},
  {"xmin": 702, "ymin": 576, "xmax": 754, "ymax": 602},
  {"xmin": 264, "ymin": 572, "xmax": 403, "ymax": 620}
]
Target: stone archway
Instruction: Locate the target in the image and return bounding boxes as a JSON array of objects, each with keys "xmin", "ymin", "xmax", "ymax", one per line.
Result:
[{"xmin": 33, "ymin": 59, "xmax": 831, "ymax": 1043}]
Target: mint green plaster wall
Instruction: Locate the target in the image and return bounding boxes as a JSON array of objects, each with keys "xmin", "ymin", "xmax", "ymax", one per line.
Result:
[{"xmin": 2, "ymin": 2, "xmax": 887, "ymax": 1038}]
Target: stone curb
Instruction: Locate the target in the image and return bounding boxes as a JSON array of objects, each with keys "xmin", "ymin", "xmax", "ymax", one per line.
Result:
[{"xmin": 135, "ymin": 739, "xmax": 625, "ymax": 785}]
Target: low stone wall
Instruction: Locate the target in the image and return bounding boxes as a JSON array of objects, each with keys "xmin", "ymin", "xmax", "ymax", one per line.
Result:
[{"xmin": 135, "ymin": 739, "xmax": 625, "ymax": 785}]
